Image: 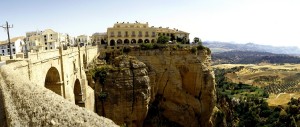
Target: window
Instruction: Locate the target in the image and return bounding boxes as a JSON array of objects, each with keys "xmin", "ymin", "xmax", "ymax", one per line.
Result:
[
  {"xmin": 118, "ymin": 31, "xmax": 121, "ymax": 37},
  {"xmin": 50, "ymin": 42, "xmax": 52, "ymax": 45},
  {"xmin": 138, "ymin": 31, "xmax": 142, "ymax": 37},
  {"xmin": 145, "ymin": 32, "xmax": 149, "ymax": 37},
  {"xmin": 7, "ymin": 49, "xmax": 10, "ymax": 52},
  {"xmin": 125, "ymin": 31, "xmax": 128, "ymax": 37},
  {"xmin": 152, "ymin": 32, "xmax": 156, "ymax": 37},
  {"xmin": 131, "ymin": 31, "xmax": 136, "ymax": 37},
  {"xmin": 50, "ymin": 34, "xmax": 52, "ymax": 36},
  {"xmin": 2, "ymin": 50, "xmax": 4, "ymax": 53},
  {"xmin": 50, "ymin": 47, "xmax": 52, "ymax": 49},
  {"xmin": 110, "ymin": 32, "xmax": 114, "ymax": 37},
  {"xmin": 45, "ymin": 47, "xmax": 48, "ymax": 50},
  {"xmin": 45, "ymin": 42, "xmax": 47, "ymax": 45}
]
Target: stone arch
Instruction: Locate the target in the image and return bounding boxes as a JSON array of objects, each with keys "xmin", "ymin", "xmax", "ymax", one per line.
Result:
[
  {"xmin": 45, "ymin": 67, "xmax": 62, "ymax": 96},
  {"xmin": 74, "ymin": 79, "xmax": 85, "ymax": 107},
  {"xmin": 138, "ymin": 39, "xmax": 143, "ymax": 43},
  {"xmin": 151, "ymin": 39, "xmax": 155, "ymax": 43},
  {"xmin": 144, "ymin": 39, "xmax": 150, "ymax": 43},
  {"xmin": 124, "ymin": 39, "xmax": 130, "ymax": 44},
  {"xmin": 131, "ymin": 39, "xmax": 136, "ymax": 44},
  {"xmin": 117, "ymin": 39, "xmax": 122, "ymax": 45},
  {"xmin": 110, "ymin": 40, "xmax": 115, "ymax": 46}
]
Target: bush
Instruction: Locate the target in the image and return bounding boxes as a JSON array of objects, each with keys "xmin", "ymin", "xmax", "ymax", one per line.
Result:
[
  {"xmin": 98, "ymin": 92, "xmax": 108, "ymax": 101},
  {"xmin": 140, "ymin": 43, "xmax": 153, "ymax": 50},
  {"xmin": 123, "ymin": 47, "xmax": 131, "ymax": 54},
  {"xmin": 191, "ymin": 47, "xmax": 197, "ymax": 54}
]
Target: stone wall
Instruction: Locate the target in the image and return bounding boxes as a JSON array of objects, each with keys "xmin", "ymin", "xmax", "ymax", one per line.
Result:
[{"xmin": 0, "ymin": 62, "xmax": 118, "ymax": 126}]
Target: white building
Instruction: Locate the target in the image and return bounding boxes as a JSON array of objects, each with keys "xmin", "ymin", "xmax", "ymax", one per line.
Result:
[
  {"xmin": 76, "ymin": 35, "xmax": 90, "ymax": 46},
  {"xmin": 25, "ymin": 29, "xmax": 69, "ymax": 52},
  {"xmin": 0, "ymin": 36, "xmax": 25, "ymax": 56}
]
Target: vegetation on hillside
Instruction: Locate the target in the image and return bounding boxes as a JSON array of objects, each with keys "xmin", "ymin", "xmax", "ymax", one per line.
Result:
[{"xmin": 214, "ymin": 67, "xmax": 300, "ymax": 127}]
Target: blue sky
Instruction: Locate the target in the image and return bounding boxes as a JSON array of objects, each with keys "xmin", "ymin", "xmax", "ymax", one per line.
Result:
[{"xmin": 1, "ymin": 0, "xmax": 300, "ymax": 47}]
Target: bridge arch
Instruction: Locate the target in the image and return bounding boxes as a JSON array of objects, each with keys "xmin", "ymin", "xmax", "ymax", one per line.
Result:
[
  {"xmin": 74, "ymin": 79, "xmax": 85, "ymax": 107},
  {"xmin": 45, "ymin": 67, "xmax": 62, "ymax": 96}
]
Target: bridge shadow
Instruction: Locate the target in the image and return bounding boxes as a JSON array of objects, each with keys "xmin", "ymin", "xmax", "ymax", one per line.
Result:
[{"xmin": 45, "ymin": 67, "xmax": 62, "ymax": 96}]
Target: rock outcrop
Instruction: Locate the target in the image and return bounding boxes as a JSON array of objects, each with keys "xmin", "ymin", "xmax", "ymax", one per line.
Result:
[
  {"xmin": 94, "ymin": 55, "xmax": 151, "ymax": 127},
  {"xmin": 131, "ymin": 49, "xmax": 216, "ymax": 127},
  {"xmin": 95, "ymin": 48, "xmax": 216, "ymax": 127},
  {"xmin": 0, "ymin": 63, "xmax": 118, "ymax": 127}
]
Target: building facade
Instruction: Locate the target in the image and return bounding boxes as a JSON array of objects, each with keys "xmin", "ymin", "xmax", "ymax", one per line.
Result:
[
  {"xmin": 25, "ymin": 29, "xmax": 69, "ymax": 52},
  {"xmin": 76, "ymin": 35, "xmax": 91, "ymax": 46},
  {"xmin": 0, "ymin": 36, "xmax": 25, "ymax": 56},
  {"xmin": 106, "ymin": 22, "xmax": 189, "ymax": 46},
  {"xmin": 107, "ymin": 22, "xmax": 156, "ymax": 46},
  {"xmin": 91, "ymin": 32, "xmax": 107, "ymax": 45}
]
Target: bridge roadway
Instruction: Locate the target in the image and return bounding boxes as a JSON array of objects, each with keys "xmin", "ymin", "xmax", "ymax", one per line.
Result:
[{"xmin": 6, "ymin": 46, "xmax": 99, "ymax": 110}]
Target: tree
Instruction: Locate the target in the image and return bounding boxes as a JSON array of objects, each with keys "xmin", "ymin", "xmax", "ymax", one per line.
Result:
[
  {"xmin": 194, "ymin": 37, "xmax": 202, "ymax": 45},
  {"xmin": 157, "ymin": 35, "xmax": 170, "ymax": 44}
]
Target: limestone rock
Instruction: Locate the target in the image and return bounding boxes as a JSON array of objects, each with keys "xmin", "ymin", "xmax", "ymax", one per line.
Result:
[
  {"xmin": 130, "ymin": 49, "xmax": 216, "ymax": 127},
  {"xmin": 95, "ymin": 55, "xmax": 151, "ymax": 127}
]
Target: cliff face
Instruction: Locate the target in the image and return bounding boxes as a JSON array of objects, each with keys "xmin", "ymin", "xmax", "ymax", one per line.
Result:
[
  {"xmin": 92, "ymin": 48, "xmax": 216, "ymax": 127},
  {"xmin": 129, "ymin": 49, "xmax": 216, "ymax": 127},
  {"xmin": 95, "ymin": 56, "xmax": 151, "ymax": 127}
]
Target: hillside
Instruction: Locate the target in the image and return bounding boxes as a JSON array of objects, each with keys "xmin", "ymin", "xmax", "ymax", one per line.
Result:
[
  {"xmin": 213, "ymin": 65, "xmax": 300, "ymax": 127},
  {"xmin": 212, "ymin": 51, "xmax": 300, "ymax": 65},
  {"xmin": 213, "ymin": 64, "xmax": 300, "ymax": 106},
  {"xmin": 203, "ymin": 41, "xmax": 300, "ymax": 55}
]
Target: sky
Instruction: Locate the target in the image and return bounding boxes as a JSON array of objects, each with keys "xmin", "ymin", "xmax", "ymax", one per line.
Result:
[{"xmin": 0, "ymin": 0, "xmax": 300, "ymax": 47}]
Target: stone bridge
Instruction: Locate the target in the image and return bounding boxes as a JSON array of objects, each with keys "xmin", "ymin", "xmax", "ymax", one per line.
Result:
[{"xmin": 7, "ymin": 46, "xmax": 99, "ymax": 110}]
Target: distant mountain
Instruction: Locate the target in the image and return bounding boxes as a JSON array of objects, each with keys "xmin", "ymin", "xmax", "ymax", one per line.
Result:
[
  {"xmin": 203, "ymin": 41, "xmax": 300, "ymax": 55},
  {"xmin": 212, "ymin": 51, "xmax": 300, "ymax": 65}
]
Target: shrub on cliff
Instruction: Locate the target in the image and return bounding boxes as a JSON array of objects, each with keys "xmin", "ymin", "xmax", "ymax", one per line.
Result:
[
  {"xmin": 140, "ymin": 43, "xmax": 153, "ymax": 50},
  {"xmin": 90, "ymin": 66, "xmax": 111, "ymax": 85},
  {"xmin": 157, "ymin": 35, "xmax": 170, "ymax": 44},
  {"xmin": 191, "ymin": 47, "xmax": 197, "ymax": 54}
]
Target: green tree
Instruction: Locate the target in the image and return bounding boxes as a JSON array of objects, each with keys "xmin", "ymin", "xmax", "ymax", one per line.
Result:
[
  {"xmin": 194, "ymin": 37, "xmax": 202, "ymax": 45},
  {"xmin": 157, "ymin": 35, "xmax": 170, "ymax": 44}
]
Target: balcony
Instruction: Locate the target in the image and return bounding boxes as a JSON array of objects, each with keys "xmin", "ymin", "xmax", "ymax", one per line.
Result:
[
  {"xmin": 110, "ymin": 35, "xmax": 115, "ymax": 37},
  {"xmin": 117, "ymin": 35, "xmax": 122, "ymax": 37},
  {"xmin": 145, "ymin": 35, "xmax": 149, "ymax": 37},
  {"xmin": 131, "ymin": 35, "xmax": 136, "ymax": 37},
  {"xmin": 138, "ymin": 35, "xmax": 143, "ymax": 37}
]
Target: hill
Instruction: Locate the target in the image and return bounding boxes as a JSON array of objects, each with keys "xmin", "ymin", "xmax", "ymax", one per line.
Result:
[
  {"xmin": 212, "ymin": 50, "xmax": 300, "ymax": 65},
  {"xmin": 203, "ymin": 41, "xmax": 300, "ymax": 55}
]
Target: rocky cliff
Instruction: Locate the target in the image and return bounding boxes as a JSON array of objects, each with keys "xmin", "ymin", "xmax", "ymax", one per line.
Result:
[
  {"xmin": 93, "ymin": 55, "xmax": 151, "ymax": 127},
  {"xmin": 93, "ymin": 48, "xmax": 216, "ymax": 127}
]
